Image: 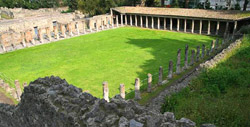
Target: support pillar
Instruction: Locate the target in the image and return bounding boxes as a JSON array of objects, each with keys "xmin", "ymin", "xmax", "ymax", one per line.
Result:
[
  {"xmin": 158, "ymin": 17, "xmax": 160, "ymax": 29},
  {"xmin": 53, "ymin": 26, "xmax": 59, "ymax": 39},
  {"xmin": 168, "ymin": 60, "xmax": 173, "ymax": 79},
  {"xmin": 191, "ymin": 19, "xmax": 194, "ymax": 33},
  {"xmin": 233, "ymin": 21, "xmax": 237, "ymax": 35},
  {"xmin": 120, "ymin": 84, "xmax": 125, "ymax": 99},
  {"xmin": 207, "ymin": 20, "xmax": 211, "ymax": 35},
  {"xmin": 102, "ymin": 81, "xmax": 109, "ymax": 102},
  {"xmin": 177, "ymin": 18, "xmax": 180, "ymax": 31},
  {"xmin": 216, "ymin": 21, "xmax": 220, "ymax": 35},
  {"xmin": 38, "ymin": 29, "xmax": 44, "ymax": 43},
  {"xmin": 121, "ymin": 14, "xmax": 123, "ymax": 26},
  {"xmin": 134, "ymin": 78, "xmax": 141, "ymax": 100},
  {"xmin": 170, "ymin": 18, "xmax": 173, "ymax": 30},
  {"xmin": 146, "ymin": 16, "xmax": 148, "ymax": 28},
  {"xmin": 140, "ymin": 15, "xmax": 143, "ymax": 27},
  {"xmin": 184, "ymin": 45, "xmax": 189, "ymax": 69},
  {"xmin": 125, "ymin": 14, "xmax": 127, "ymax": 25},
  {"xmin": 21, "ymin": 32, "xmax": 26, "ymax": 47},
  {"xmin": 158, "ymin": 66, "xmax": 163, "ymax": 85},
  {"xmin": 76, "ymin": 23, "xmax": 80, "ymax": 35},
  {"xmin": 61, "ymin": 24, "xmax": 66, "ymax": 38},
  {"xmin": 46, "ymin": 27, "xmax": 52, "ymax": 41},
  {"xmin": 152, "ymin": 17, "xmax": 154, "ymax": 29},
  {"xmin": 111, "ymin": 16, "xmax": 114, "ymax": 28},
  {"xmin": 130, "ymin": 15, "xmax": 132, "ymax": 26},
  {"xmin": 116, "ymin": 15, "xmax": 119, "ymax": 27},
  {"xmin": 184, "ymin": 19, "xmax": 187, "ymax": 32},
  {"xmin": 147, "ymin": 73, "xmax": 152, "ymax": 93},
  {"xmin": 199, "ymin": 20, "xmax": 202, "ymax": 34},
  {"xmin": 224, "ymin": 22, "xmax": 229, "ymax": 37},
  {"xmin": 135, "ymin": 15, "xmax": 138, "ymax": 27},
  {"xmin": 176, "ymin": 49, "xmax": 181, "ymax": 74},
  {"xmin": 83, "ymin": 22, "xmax": 86, "ymax": 34},
  {"xmin": 164, "ymin": 18, "xmax": 166, "ymax": 30}
]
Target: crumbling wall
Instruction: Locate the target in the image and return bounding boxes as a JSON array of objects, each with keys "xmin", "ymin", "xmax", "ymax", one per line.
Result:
[{"xmin": 0, "ymin": 76, "xmax": 196, "ymax": 127}]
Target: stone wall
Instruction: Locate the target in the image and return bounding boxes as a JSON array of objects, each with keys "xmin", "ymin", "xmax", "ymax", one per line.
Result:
[{"xmin": 0, "ymin": 76, "xmax": 196, "ymax": 127}]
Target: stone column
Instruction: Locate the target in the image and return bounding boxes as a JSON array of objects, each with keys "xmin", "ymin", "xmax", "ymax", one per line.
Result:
[
  {"xmin": 135, "ymin": 15, "xmax": 138, "ymax": 27},
  {"xmin": 190, "ymin": 50, "xmax": 195, "ymax": 66},
  {"xmin": 116, "ymin": 15, "xmax": 119, "ymax": 27},
  {"xmin": 111, "ymin": 16, "xmax": 114, "ymax": 28},
  {"xmin": 120, "ymin": 84, "xmax": 125, "ymax": 99},
  {"xmin": 68, "ymin": 23, "xmax": 73, "ymax": 36},
  {"xmin": 184, "ymin": 19, "xmax": 187, "ymax": 32},
  {"xmin": 202, "ymin": 44, "xmax": 205, "ymax": 59},
  {"xmin": 46, "ymin": 27, "xmax": 52, "ymax": 41},
  {"xmin": 176, "ymin": 49, "xmax": 181, "ymax": 74},
  {"xmin": 233, "ymin": 21, "xmax": 237, "ymax": 35},
  {"xmin": 158, "ymin": 66, "xmax": 163, "ymax": 85},
  {"xmin": 146, "ymin": 16, "xmax": 148, "ymax": 28},
  {"xmin": 199, "ymin": 20, "xmax": 202, "ymax": 34},
  {"xmin": 207, "ymin": 20, "xmax": 211, "ymax": 35},
  {"xmin": 177, "ymin": 18, "xmax": 180, "ymax": 31},
  {"xmin": 216, "ymin": 21, "xmax": 220, "ymax": 35},
  {"xmin": 164, "ymin": 18, "xmax": 166, "ymax": 30},
  {"xmin": 196, "ymin": 46, "xmax": 200, "ymax": 62},
  {"xmin": 1, "ymin": 41, "xmax": 6, "ymax": 52},
  {"xmin": 15, "ymin": 80, "xmax": 22, "ymax": 101},
  {"xmin": 83, "ymin": 22, "xmax": 86, "ymax": 34},
  {"xmin": 134, "ymin": 78, "xmax": 141, "ymax": 100},
  {"xmin": 147, "ymin": 73, "xmax": 152, "ymax": 92},
  {"xmin": 184, "ymin": 45, "xmax": 189, "ymax": 69},
  {"xmin": 102, "ymin": 81, "xmax": 109, "ymax": 102},
  {"xmin": 158, "ymin": 17, "xmax": 160, "ymax": 29},
  {"xmin": 96, "ymin": 20, "xmax": 99, "ymax": 32},
  {"xmin": 224, "ymin": 22, "xmax": 229, "ymax": 37},
  {"xmin": 170, "ymin": 18, "xmax": 173, "ymax": 30},
  {"xmin": 76, "ymin": 23, "xmax": 80, "ymax": 35},
  {"xmin": 53, "ymin": 26, "xmax": 59, "ymax": 39},
  {"xmin": 60, "ymin": 24, "xmax": 66, "ymax": 38},
  {"xmin": 121, "ymin": 14, "xmax": 123, "ymax": 26},
  {"xmin": 130, "ymin": 15, "xmax": 133, "ymax": 26},
  {"xmin": 21, "ymin": 32, "xmax": 26, "ymax": 47},
  {"xmin": 140, "ymin": 15, "xmax": 143, "ymax": 27},
  {"xmin": 168, "ymin": 60, "xmax": 173, "ymax": 79},
  {"xmin": 191, "ymin": 19, "xmax": 194, "ymax": 33},
  {"xmin": 38, "ymin": 28, "xmax": 44, "ymax": 43},
  {"xmin": 125, "ymin": 14, "xmax": 128, "ymax": 25},
  {"xmin": 152, "ymin": 16, "xmax": 154, "ymax": 29},
  {"xmin": 210, "ymin": 40, "xmax": 215, "ymax": 53}
]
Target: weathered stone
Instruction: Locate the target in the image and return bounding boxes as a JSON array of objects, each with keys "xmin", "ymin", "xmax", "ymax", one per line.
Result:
[
  {"xmin": 119, "ymin": 116, "xmax": 129, "ymax": 127},
  {"xmin": 147, "ymin": 73, "xmax": 152, "ymax": 93},
  {"xmin": 103, "ymin": 81, "xmax": 109, "ymax": 102},
  {"xmin": 158, "ymin": 66, "xmax": 163, "ymax": 85},
  {"xmin": 176, "ymin": 49, "xmax": 181, "ymax": 74},
  {"xmin": 164, "ymin": 112, "xmax": 175, "ymax": 122},
  {"xmin": 134, "ymin": 78, "xmax": 141, "ymax": 100},
  {"xmin": 200, "ymin": 123, "xmax": 216, "ymax": 127},
  {"xmin": 196, "ymin": 46, "xmax": 200, "ymax": 62},
  {"xmin": 190, "ymin": 50, "xmax": 195, "ymax": 66},
  {"xmin": 120, "ymin": 84, "xmax": 125, "ymax": 99},
  {"xmin": 130, "ymin": 119, "xmax": 143, "ymax": 127},
  {"xmin": 161, "ymin": 122, "xmax": 175, "ymax": 127},
  {"xmin": 168, "ymin": 61, "xmax": 173, "ymax": 79},
  {"xmin": 184, "ymin": 45, "xmax": 189, "ymax": 69},
  {"xmin": 177, "ymin": 118, "xmax": 196, "ymax": 127}
]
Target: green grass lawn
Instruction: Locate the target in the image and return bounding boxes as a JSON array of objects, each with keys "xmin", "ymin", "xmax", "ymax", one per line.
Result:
[{"xmin": 0, "ymin": 27, "xmax": 215, "ymax": 98}]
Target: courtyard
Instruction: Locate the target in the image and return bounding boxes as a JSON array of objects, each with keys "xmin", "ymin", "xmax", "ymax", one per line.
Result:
[{"xmin": 0, "ymin": 27, "xmax": 215, "ymax": 98}]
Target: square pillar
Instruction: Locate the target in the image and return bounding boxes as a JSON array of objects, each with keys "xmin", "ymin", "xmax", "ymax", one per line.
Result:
[
  {"xmin": 76, "ymin": 23, "xmax": 80, "ymax": 35},
  {"xmin": 38, "ymin": 28, "xmax": 44, "ymax": 43},
  {"xmin": 191, "ymin": 19, "xmax": 194, "ymax": 33},
  {"xmin": 170, "ymin": 18, "xmax": 173, "ymax": 31},
  {"xmin": 158, "ymin": 17, "xmax": 160, "ymax": 29},
  {"xmin": 146, "ymin": 16, "xmax": 148, "ymax": 28},
  {"xmin": 184, "ymin": 19, "xmax": 187, "ymax": 32},
  {"xmin": 164, "ymin": 18, "xmax": 166, "ymax": 30},
  {"xmin": 83, "ymin": 22, "xmax": 86, "ymax": 34},
  {"xmin": 152, "ymin": 16, "xmax": 154, "ymax": 29},
  {"xmin": 130, "ymin": 15, "xmax": 132, "ymax": 26},
  {"xmin": 177, "ymin": 18, "xmax": 180, "ymax": 31},
  {"xmin": 216, "ymin": 21, "xmax": 220, "ymax": 35},
  {"xmin": 140, "ymin": 15, "xmax": 143, "ymax": 27},
  {"xmin": 125, "ymin": 14, "xmax": 127, "ymax": 25},
  {"xmin": 135, "ymin": 15, "xmax": 138, "ymax": 27},
  {"xmin": 46, "ymin": 27, "xmax": 52, "ymax": 41},
  {"xmin": 233, "ymin": 21, "xmax": 237, "ymax": 35},
  {"xmin": 224, "ymin": 22, "xmax": 229, "ymax": 37},
  {"xmin": 199, "ymin": 20, "xmax": 202, "ymax": 34},
  {"xmin": 121, "ymin": 14, "xmax": 123, "ymax": 26},
  {"xmin": 116, "ymin": 15, "xmax": 119, "ymax": 27},
  {"xmin": 207, "ymin": 20, "xmax": 211, "ymax": 35}
]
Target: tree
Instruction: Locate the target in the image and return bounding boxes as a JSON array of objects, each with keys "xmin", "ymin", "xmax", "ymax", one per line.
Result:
[
  {"xmin": 243, "ymin": 0, "xmax": 249, "ymax": 11},
  {"xmin": 185, "ymin": 0, "xmax": 189, "ymax": 8},
  {"xmin": 67, "ymin": 0, "xmax": 78, "ymax": 11}
]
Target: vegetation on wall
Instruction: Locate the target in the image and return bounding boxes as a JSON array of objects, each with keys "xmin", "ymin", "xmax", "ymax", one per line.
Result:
[{"xmin": 161, "ymin": 35, "xmax": 250, "ymax": 126}]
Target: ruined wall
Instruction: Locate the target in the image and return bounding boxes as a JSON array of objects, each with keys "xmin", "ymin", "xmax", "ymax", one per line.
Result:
[{"xmin": 0, "ymin": 76, "xmax": 196, "ymax": 127}]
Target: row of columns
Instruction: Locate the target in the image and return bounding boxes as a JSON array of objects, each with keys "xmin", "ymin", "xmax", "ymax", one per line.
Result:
[{"xmin": 118, "ymin": 14, "xmax": 238, "ymax": 36}]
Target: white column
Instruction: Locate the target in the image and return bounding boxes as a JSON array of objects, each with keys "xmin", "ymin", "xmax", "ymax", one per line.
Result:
[
  {"xmin": 170, "ymin": 18, "xmax": 173, "ymax": 31},
  {"xmin": 158, "ymin": 17, "xmax": 160, "ymax": 29},
  {"xmin": 121, "ymin": 14, "xmax": 123, "ymax": 26},
  {"xmin": 140, "ymin": 15, "xmax": 143, "ymax": 27},
  {"xmin": 116, "ymin": 15, "xmax": 119, "ymax": 27},
  {"xmin": 130, "ymin": 15, "xmax": 132, "ymax": 26},
  {"xmin": 207, "ymin": 20, "xmax": 211, "ymax": 35},
  {"xmin": 125, "ymin": 14, "xmax": 127, "ymax": 25},
  {"xmin": 111, "ymin": 16, "xmax": 114, "ymax": 28},
  {"xmin": 216, "ymin": 21, "xmax": 220, "ymax": 35},
  {"xmin": 191, "ymin": 19, "xmax": 194, "ymax": 33},
  {"xmin": 184, "ymin": 19, "xmax": 187, "ymax": 32},
  {"xmin": 224, "ymin": 22, "xmax": 229, "ymax": 36},
  {"xmin": 96, "ymin": 20, "xmax": 99, "ymax": 32},
  {"xmin": 76, "ymin": 23, "xmax": 80, "ymax": 35},
  {"xmin": 152, "ymin": 16, "xmax": 154, "ymax": 29},
  {"xmin": 146, "ymin": 16, "xmax": 148, "ymax": 28},
  {"xmin": 199, "ymin": 20, "xmax": 202, "ymax": 34},
  {"xmin": 177, "ymin": 18, "xmax": 180, "ymax": 31},
  {"xmin": 164, "ymin": 18, "xmax": 166, "ymax": 30},
  {"xmin": 135, "ymin": 15, "xmax": 138, "ymax": 27},
  {"xmin": 233, "ymin": 21, "xmax": 237, "ymax": 35}
]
